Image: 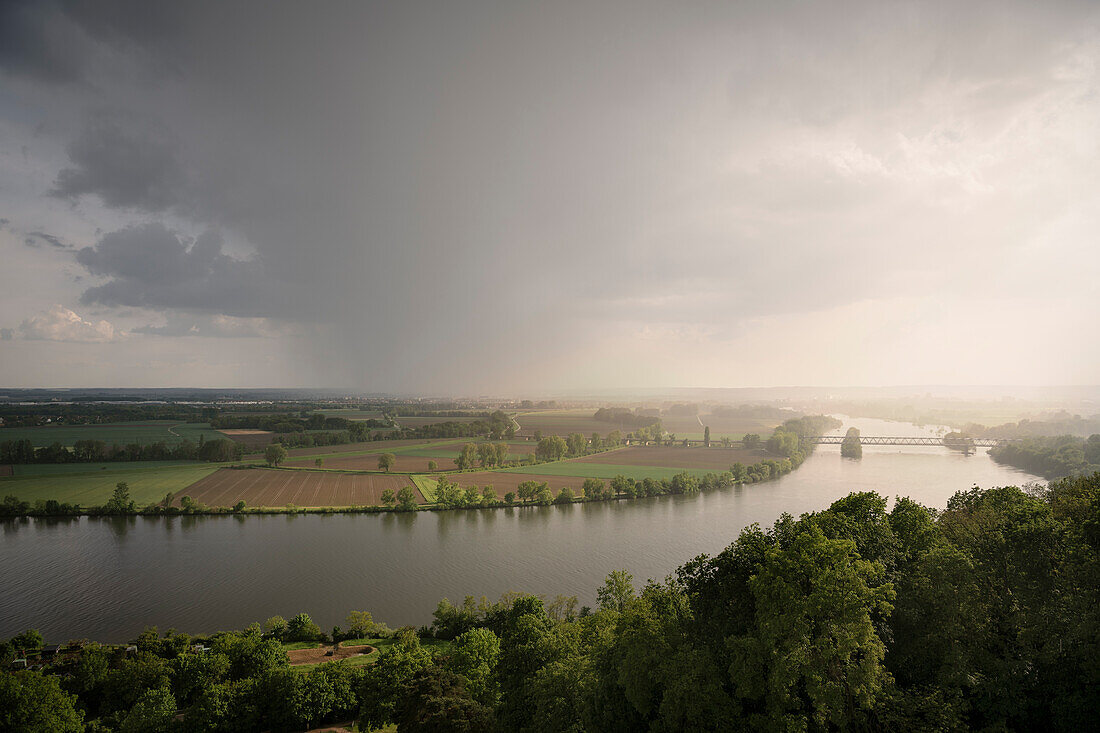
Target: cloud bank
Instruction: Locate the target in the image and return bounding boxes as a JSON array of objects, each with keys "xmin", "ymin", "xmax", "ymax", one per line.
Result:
[{"xmin": 0, "ymin": 0, "xmax": 1097, "ymax": 390}]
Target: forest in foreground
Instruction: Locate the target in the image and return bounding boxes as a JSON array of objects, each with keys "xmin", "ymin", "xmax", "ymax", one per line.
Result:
[{"xmin": 3, "ymin": 473, "xmax": 1099, "ymax": 732}]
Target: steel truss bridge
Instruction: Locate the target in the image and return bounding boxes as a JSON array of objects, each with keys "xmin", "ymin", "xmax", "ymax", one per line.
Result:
[{"xmin": 803, "ymin": 436, "xmax": 1019, "ymax": 448}]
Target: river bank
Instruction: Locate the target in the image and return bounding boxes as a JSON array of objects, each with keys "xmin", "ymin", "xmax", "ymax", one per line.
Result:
[{"xmin": 0, "ymin": 416, "xmax": 1044, "ymax": 641}]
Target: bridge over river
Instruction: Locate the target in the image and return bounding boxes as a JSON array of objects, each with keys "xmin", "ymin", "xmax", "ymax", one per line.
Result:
[{"xmin": 803, "ymin": 436, "xmax": 1019, "ymax": 448}]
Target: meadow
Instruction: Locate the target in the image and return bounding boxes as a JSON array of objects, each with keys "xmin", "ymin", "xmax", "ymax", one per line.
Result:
[
  {"xmin": 0, "ymin": 463, "xmax": 222, "ymax": 506},
  {"xmin": 572, "ymin": 445, "xmax": 761, "ymax": 470},
  {"xmin": 10, "ymin": 460, "xmax": 202, "ymax": 477}
]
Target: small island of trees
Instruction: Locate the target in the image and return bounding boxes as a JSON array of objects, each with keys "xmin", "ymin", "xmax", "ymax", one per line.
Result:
[{"xmin": 841, "ymin": 426, "xmax": 863, "ymax": 458}]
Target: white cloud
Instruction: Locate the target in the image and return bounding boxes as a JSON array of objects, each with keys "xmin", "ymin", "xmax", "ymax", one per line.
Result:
[{"xmin": 13, "ymin": 305, "xmax": 123, "ymax": 343}]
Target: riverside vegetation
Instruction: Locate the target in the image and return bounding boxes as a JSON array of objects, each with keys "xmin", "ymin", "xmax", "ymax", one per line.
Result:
[
  {"xmin": 0, "ymin": 416, "xmax": 840, "ymax": 518},
  {"xmin": 3, "ymin": 472, "xmax": 1098, "ymax": 732}
]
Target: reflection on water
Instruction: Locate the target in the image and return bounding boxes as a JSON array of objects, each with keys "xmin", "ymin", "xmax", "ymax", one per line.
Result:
[{"xmin": 0, "ymin": 416, "xmax": 1043, "ymax": 641}]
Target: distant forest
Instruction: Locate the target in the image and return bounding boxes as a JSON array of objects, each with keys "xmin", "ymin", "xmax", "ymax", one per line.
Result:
[
  {"xmin": 4, "ymin": 473, "xmax": 1098, "ymax": 731},
  {"xmin": 990, "ymin": 434, "xmax": 1100, "ymax": 478},
  {"xmin": 965, "ymin": 413, "xmax": 1100, "ymax": 438}
]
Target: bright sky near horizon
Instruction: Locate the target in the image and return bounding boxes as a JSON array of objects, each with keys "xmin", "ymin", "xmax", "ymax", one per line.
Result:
[{"xmin": 0, "ymin": 0, "xmax": 1097, "ymax": 393}]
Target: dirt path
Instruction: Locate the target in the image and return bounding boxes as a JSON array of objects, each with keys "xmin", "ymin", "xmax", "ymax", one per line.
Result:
[{"xmin": 287, "ymin": 643, "xmax": 375, "ymax": 666}]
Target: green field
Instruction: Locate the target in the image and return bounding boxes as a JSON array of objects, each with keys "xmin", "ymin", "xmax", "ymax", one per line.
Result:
[
  {"xmin": 10, "ymin": 460, "xmax": 201, "ymax": 477},
  {"xmin": 0, "ymin": 463, "xmax": 220, "ymax": 506},
  {"xmin": 400, "ymin": 440, "xmax": 532, "ymax": 461},
  {"xmin": 410, "ymin": 474, "xmax": 438, "ymax": 502},
  {"xmin": 285, "ymin": 439, "xmax": 472, "ymax": 463},
  {"xmin": 497, "ymin": 462, "xmax": 723, "ymax": 481},
  {"xmin": 0, "ymin": 422, "xmax": 227, "ymax": 448}
]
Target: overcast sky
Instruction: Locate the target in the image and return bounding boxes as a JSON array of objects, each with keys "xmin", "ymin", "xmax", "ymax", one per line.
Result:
[{"xmin": 0, "ymin": 0, "xmax": 1097, "ymax": 394}]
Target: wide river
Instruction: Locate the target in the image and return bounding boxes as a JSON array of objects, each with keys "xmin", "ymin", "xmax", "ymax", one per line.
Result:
[{"xmin": 0, "ymin": 417, "xmax": 1043, "ymax": 641}]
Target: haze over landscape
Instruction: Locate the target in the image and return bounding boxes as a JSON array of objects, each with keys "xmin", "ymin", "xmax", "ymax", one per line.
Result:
[{"xmin": 2, "ymin": 0, "xmax": 1097, "ymax": 392}]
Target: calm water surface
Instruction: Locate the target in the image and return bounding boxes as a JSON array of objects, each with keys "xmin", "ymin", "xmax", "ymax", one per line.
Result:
[{"xmin": 0, "ymin": 417, "xmax": 1043, "ymax": 641}]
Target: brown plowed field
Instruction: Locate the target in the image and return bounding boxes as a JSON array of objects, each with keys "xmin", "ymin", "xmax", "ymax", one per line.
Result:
[
  {"xmin": 284, "ymin": 454, "xmax": 445, "ymax": 473},
  {"xmin": 219, "ymin": 429, "xmax": 275, "ymax": 449},
  {"xmin": 445, "ymin": 472, "xmax": 595, "ymax": 495},
  {"xmin": 574, "ymin": 446, "xmax": 763, "ymax": 470},
  {"xmin": 178, "ymin": 468, "xmax": 423, "ymax": 507}
]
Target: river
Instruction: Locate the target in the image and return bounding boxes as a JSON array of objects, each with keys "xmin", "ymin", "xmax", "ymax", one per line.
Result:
[{"xmin": 0, "ymin": 416, "xmax": 1043, "ymax": 641}]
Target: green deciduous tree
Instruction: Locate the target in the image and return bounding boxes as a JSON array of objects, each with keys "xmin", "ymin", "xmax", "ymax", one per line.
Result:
[
  {"xmin": 554, "ymin": 487, "xmax": 575, "ymax": 504},
  {"xmin": 265, "ymin": 443, "xmax": 288, "ymax": 467},
  {"xmin": 446, "ymin": 627, "xmax": 501, "ymax": 706},
  {"xmin": 287, "ymin": 612, "xmax": 322, "ymax": 642},
  {"xmin": 120, "ymin": 686, "xmax": 176, "ymax": 733},
  {"xmin": 397, "ymin": 486, "xmax": 418, "ymax": 511},
  {"xmin": 378, "ymin": 452, "xmax": 396, "ymax": 472},
  {"xmin": 535, "ymin": 436, "xmax": 568, "ymax": 462},
  {"xmin": 359, "ymin": 628, "xmax": 434, "ymax": 729},
  {"xmin": 596, "ymin": 570, "xmax": 635, "ymax": 612},
  {"xmin": 396, "ymin": 667, "xmax": 494, "ymax": 732},
  {"xmin": 0, "ymin": 671, "xmax": 84, "ymax": 733},
  {"xmin": 105, "ymin": 481, "xmax": 135, "ymax": 513},
  {"xmin": 455, "ymin": 443, "xmax": 478, "ymax": 470},
  {"xmin": 582, "ymin": 477, "xmax": 606, "ymax": 501},
  {"xmin": 727, "ymin": 526, "xmax": 894, "ymax": 730}
]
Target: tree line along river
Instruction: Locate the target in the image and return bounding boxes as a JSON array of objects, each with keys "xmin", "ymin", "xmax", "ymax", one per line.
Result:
[{"xmin": 0, "ymin": 416, "xmax": 1043, "ymax": 641}]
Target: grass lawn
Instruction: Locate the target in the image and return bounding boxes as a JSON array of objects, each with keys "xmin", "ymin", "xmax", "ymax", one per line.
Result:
[
  {"xmin": 496, "ymin": 462, "xmax": 723, "ymax": 481},
  {"xmin": 0, "ymin": 422, "xmax": 227, "ymax": 448},
  {"xmin": 0, "ymin": 463, "xmax": 220, "ymax": 506}
]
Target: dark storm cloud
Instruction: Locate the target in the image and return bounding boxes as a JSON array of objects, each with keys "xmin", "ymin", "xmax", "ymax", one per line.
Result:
[
  {"xmin": 75, "ymin": 224, "xmax": 270, "ymax": 316},
  {"xmin": 0, "ymin": 0, "xmax": 183, "ymax": 84},
  {"xmin": 0, "ymin": 0, "xmax": 86, "ymax": 83},
  {"xmin": 51, "ymin": 120, "xmax": 188, "ymax": 212}
]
